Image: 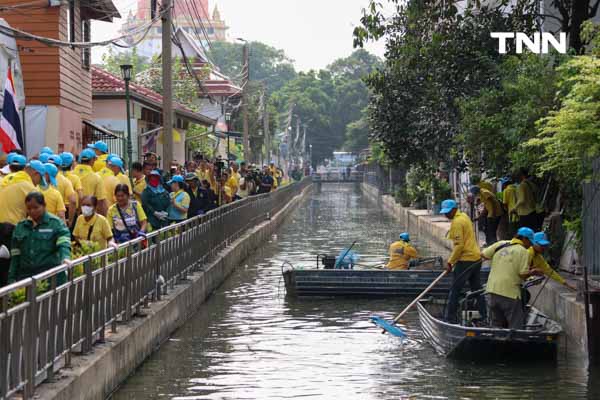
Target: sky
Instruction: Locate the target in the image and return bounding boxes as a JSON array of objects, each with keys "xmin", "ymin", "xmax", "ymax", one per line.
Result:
[{"xmin": 92, "ymin": 0, "xmax": 389, "ymax": 71}]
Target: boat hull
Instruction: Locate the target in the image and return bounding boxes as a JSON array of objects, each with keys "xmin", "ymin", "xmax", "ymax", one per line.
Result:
[
  {"xmin": 417, "ymin": 301, "xmax": 560, "ymax": 361},
  {"xmin": 283, "ymin": 269, "xmax": 490, "ymax": 297}
]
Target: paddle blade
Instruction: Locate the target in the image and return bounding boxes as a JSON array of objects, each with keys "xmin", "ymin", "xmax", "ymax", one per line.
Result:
[{"xmin": 370, "ymin": 316, "xmax": 406, "ymax": 338}]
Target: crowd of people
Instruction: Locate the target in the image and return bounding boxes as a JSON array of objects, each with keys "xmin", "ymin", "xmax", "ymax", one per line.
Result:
[{"xmin": 0, "ymin": 140, "xmax": 291, "ymax": 288}]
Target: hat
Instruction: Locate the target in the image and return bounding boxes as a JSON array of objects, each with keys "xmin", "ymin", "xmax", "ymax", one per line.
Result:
[
  {"xmin": 40, "ymin": 146, "xmax": 53, "ymax": 155},
  {"xmin": 9, "ymin": 154, "xmax": 26, "ymax": 167},
  {"xmin": 533, "ymin": 232, "xmax": 551, "ymax": 247},
  {"xmin": 184, "ymin": 172, "xmax": 198, "ymax": 181},
  {"xmin": 167, "ymin": 175, "xmax": 185, "ymax": 185},
  {"xmin": 39, "ymin": 153, "xmax": 50, "ymax": 163},
  {"xmin": 79, "ymin": 148, "xmax": 97, "ymax": 162},
  {"xmin": 108, "ymin": 157, "xmax": 125, "ymax": 173},
  {"xmin": 44, "ymin": 163, "xmax": 58, "ymax": 186},
  {"xmin": 440, "ymin": 199, "xmax": 458, "ymax": 214},
  {"xmin": 149, "ymin": 170, "xmax": 161, "ymax": 176},
  {"xmin": 60, "ymin": 152, "xmax": 74, "ymax": 167},
  {"xmin": 399, "ymin": 232, "xmax": 410, "ymax": 242},
  {"xmin": 27, "ymin": 160, "xmax": 47, "ymax": 186},
  {"xmin": 469, "ymin": 185, "xmax": 481, "ymax": 195},
  {"xmin": 88, "ymin": 140, "xmax": 108, "ymax": 153},
  {"xmin": 107, "ymin": 153, "xmax": 119, "ymax": 163},
  {"xmin": 517, "ymin": 227, "xmax": 535, "ymax": 242},
  {"xmin": 48, "ymin": 154, "xmax": 63, "ymax": 167}
]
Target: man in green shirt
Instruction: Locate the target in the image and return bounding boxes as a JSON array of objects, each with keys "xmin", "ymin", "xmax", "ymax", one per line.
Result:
[{"xmin": 482, "ymin": 227, "xmax": 542, "ymax": 329}]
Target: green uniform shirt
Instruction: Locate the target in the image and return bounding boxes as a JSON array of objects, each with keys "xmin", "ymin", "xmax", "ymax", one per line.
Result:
[
  {"xmin": 482, "ymin": 239, "xmax": 529, "ymax": 299},
  {"xmin": 9, "ymin": 212, "xmax": 71, "ymax": 283}
]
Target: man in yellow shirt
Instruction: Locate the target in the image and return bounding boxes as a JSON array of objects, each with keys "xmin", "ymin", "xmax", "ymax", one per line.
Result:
[
  {"xmin": 514, "ymin": 168, "xmax": 540, "ymax": 231},
  {"xmin": 482, "ymin": 227, "xmax": 542, "ymax": 329},
  {"xmin": 60, "ymin": 152, "xmax": 83, "ymax": 207},
  {"xmin": 100, "ymin": 158, "xmax": 124, "ymax": 208},
  {"xmin": 48, "ymin": 155, "xmax": 77, "ymax": 227},
  {"xmin": 440, "ymin": 199, "xmax": 486, "ymax": 323},
  {"xmin": 386, "ymin": 232, "xmax": 418, "ymax": 270},
  {"xmin": 502, "ymin": 176, "xmax": 518, "ymax": 238},
  {"xmin": 40, "ymin": 163, "xmax": 67, "ymax": 223},
  {"xmin": 0, "ymin": 160, "xmax": 45, "ymax": 225},
  {"xmin": 269, "ymin": 163, "xmax": 279, "ymax": 190},
  {"xmin": 471, "ymin": 186, "xmax": 504, "ymax": 245},
  {"xmin": 528, "ymin": 232, "xmax": 576, "ymax": 290},
  {"xmin": 74, "ymin": 149, "xmax": 107, "ymax": 216},
  {"xmin": 131, "ymin": 162, "xmax": 146, "ymax": 203},
  {"xmin": 88, "ymin": 140, "xmax": 109, "ymax": 172}
]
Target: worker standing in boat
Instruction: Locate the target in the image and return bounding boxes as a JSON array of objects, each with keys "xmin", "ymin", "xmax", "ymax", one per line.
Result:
[
  {"xmin": 482, "ymin": 227, "xmax": 543, "ymax": 329},
  {"xmin": 386, "ymin": 232, "xmax": 418, "ymax": 270},
  {"xmin": 528, "ymin": 232, "xmax": 577, "ymax": 291},
  {"xmin": 440, "ymin": 199, "xmax": 487, "ymax": 324}
]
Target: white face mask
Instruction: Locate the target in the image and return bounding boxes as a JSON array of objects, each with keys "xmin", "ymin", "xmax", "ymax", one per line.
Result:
[{"xmin": 81, "ymin": 206, "xmax": 95, "ymax": 217}]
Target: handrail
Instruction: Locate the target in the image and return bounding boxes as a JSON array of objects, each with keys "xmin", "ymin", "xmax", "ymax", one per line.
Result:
[{"xmin": 0, "ymin": 177, "xmax": 311, "ymax": 399}]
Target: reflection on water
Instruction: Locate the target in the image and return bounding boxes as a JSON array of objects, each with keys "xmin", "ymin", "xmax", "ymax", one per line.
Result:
[{"xmin": 112, "ymin": 184, "xmax": 592, "ymax": 400}]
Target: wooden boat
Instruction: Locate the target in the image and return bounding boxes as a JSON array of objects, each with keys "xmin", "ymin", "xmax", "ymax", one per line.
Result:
[
  {"xmin": 417, "ymin": 299, "xmax": 562, "ymax": 361},
  {"xmin": 282, "ymin": 257, "xmax": 490, "ymax": 297}
]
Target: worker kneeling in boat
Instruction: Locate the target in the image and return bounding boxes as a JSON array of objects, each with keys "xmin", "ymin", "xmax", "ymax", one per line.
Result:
[
  {"xmin": 482, "ymin": 227, "xmax": 543, "ymax": 329},
  {"xmin": 387, "ymin": 232, "xmax": 418, "ymax": 270},
  {"xmin": 528, "ymin": 232, "xmax": 576, "ymax": 291}
]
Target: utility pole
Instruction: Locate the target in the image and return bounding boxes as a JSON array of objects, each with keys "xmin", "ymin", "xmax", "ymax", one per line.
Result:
[
  {"xmin": 263, "ymin": 87, "xmax": 270, "ymax": 165},
  {"xmin": 241, "ymin": 41, "xmax": 250, "ymax": 163},
  {"xmin": 295, "ymin": 117, "xmax": 300, "ymax": 166},
  {"xmin": 162, "ymin": 0, "xmax": 173, "ymax": 171}
]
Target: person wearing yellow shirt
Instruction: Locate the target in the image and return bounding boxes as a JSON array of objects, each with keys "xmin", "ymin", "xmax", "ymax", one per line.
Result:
[
  {"xmin": 101, "ymin": 158, "xmax": 126, "ymax": 208},
  {"xmin": 60, "ymin": 152, "xmax": 83, "ymax": 208},
  {"xmin": 73, "ymin": 196, "xmax": 115, "ymax": 250},
  {"xmin": 440, "ymin": 199, "xmax": 486, "ymax": 324},
  {"xmin": 471, "ymin": 185, "xmax": 504, "ymax": 245},
  {"xmin": 40, "ymin": 163, "xmax": 67, "ymax": 224},
  {"xmin": 0, "ymin": 153, "xmax": 27, "ymax": 188},
  {"xmin": 513, "ymin": 168, "xmax": 540, "ymax": 231},
  {"xmin": 225, "ymin": 170, "xmax": 239, "ymax": 201},
  {"xmin": 478, "ymin": 180, "xmax": 494, "ymax": 192},
  {"xmin": 107, "ymin": 184, "xmax": 148, "ymax": 243},
  {"xmin": 269, "ymin": 163, "xmax": 279, "ymax": 190},
  {"xmin": 502, "ymin": 176, "xmax": 518, "ymax": 238},
  {"xmin": 88, "ymin": 140, "xmax": 109, "ymax": 172},
  {"xmin": 386, "ymin": 232, "xmax": 418, "ymax": 270},
  {"xmin": 74, "ymin": 149, "xmax": 107, "ymax": 216},
  {"xmin": 48, "ymin": 155, "xmax": 77, "ymax": 228},
  {"xmin": 528, "ymin": 232, "xmax": 576, "ymax": 291},
  {"xmin": 131, "ymin": 162, "xmax": 146, "ymax": 203},
  {"xmin": 482, "ymin": 227, "xmax": 543, "ymax": 329}
]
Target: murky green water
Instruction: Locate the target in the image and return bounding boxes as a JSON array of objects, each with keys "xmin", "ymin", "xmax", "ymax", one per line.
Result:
[{"xmin": 111, "ymin": 184, "xmax": 597, "ymax": 400}]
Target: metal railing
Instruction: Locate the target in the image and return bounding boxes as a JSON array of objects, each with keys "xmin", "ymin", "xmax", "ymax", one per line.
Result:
[{"xmin": 0, "ymin": 178, "xmax": 311, "ymax": 399}]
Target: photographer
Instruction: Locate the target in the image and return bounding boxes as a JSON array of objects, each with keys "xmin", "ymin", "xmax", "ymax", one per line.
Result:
[{"xmin": 258, "ymin": 166, "xmax": 274, "ymax": 194}]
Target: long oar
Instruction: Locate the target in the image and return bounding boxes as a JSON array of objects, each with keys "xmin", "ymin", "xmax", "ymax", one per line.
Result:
[{"xmin": 370, "ymin": 270, "xmax": 448, "ymax": 337}]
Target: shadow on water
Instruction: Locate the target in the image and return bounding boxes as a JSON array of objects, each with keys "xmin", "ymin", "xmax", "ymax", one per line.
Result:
[{"xmin": 111, "ymin": 184, "xmax": 593, "ymax": 400}]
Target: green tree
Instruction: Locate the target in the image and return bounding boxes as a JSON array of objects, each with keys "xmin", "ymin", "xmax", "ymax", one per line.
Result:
[{"xmin": 100, "ymin": 47, "xmax": 150, "ymax": 77}]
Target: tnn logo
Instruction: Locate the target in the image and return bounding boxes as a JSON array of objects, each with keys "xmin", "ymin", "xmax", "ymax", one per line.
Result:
[{"xmin": 491, "ymin": 32, "xmax": 567, "ymax": 54}]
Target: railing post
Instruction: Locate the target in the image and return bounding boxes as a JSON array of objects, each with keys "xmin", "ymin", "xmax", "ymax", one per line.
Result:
[
  {"xmin": 82, "ymin": 257, "xmax": 93, "ymax": 353},
  {"xmin": 155, "ymin": 234, "xmax": 162, "ymax": 301},
  {"xmin": 124, "ymin": 245, "xmax": 132, "ymax": 322},
  {"xmin": 24, "ymin": 279, "xmax": 37, "ymax": 399}
]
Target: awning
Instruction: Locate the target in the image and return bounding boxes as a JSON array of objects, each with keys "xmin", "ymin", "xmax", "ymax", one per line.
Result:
[{"xmin": 83, "ymin": 120, "xmax": 122, "ymax": 139}]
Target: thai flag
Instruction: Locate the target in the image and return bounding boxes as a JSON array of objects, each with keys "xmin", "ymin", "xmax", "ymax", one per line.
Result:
[{"xmin": 0, "ymin": 67, "xmax": 23, "ymax": 152}]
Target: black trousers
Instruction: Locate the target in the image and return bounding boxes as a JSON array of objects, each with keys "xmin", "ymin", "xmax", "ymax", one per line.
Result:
[
  {"xmin": 445, "ymin": 260, "xmax": 487, "ymax": 324},
  {"xmin": 0, "ymin": 223, "xmax": 15, "ymax": 287},
  {"xmin": 485, "ymin": 216, "xmax": 500, "ymax": 245}
]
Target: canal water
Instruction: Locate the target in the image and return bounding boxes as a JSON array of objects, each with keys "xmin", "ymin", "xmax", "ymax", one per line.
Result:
[{"xmin": 112, "ymin": 184, "xmax": 596, "ymax": 400}]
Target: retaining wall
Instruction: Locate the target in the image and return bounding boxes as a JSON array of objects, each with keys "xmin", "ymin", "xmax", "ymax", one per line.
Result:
[
  {"xmin": 361, "ymin": 182, "xmax": 588, "ymax": 358},
  {"xmin": 36, "ymin": 184, "xmax": 313, "ymax": 400}
]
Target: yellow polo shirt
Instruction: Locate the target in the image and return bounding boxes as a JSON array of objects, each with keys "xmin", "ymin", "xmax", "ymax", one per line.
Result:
[
  {"xmin": 133, "ymin": 176, "xmax": 146, "ymax": 202},
  {"xmin": 39, "ymin": 185, "xmax": 66, "ymax": 217},
  {"xmin": 528, "ymin": 247, "xmax": 566, "ymax": 285},
  {"xmin": 516, "ymin": 179, "xmax": 537, "ymax": 216},
  {"xmin": 64, "ymin": 170, "xmax": 83, "ymax": 207},
  {"xmin": 503, "ymin": 184, "xmax": 517, "ymax": 213},
  {"xmin": 447, "ymin": 211, "xmax": 481, "ymax": 265},
  {"xmin": 0, "ymin": 171, "xmax": 35, "ymax": 225},
  {"xmin": 93, "ymin": 154, "xmax": 109, "ymax": 172},
  {"xmin": 483, "ymin": 239, "xmax": 529, "ymax": 299},
  {"xmin": 73, "ymin": 213, "xmax": 113, "ymax": 249},
  {"xmin": 56, "ymin": 172, "xmax": 76, "ymax": 206},
  {"xmin": 75, "ymin": 164, "xmax": 106, "ymax": 201},
  {"xmin": 116, "ymin": 173, "xmax": 132, "ymax": 192},
  {"xmin": 101, "ymin": 171, "xmax": 119, "ymax": 207},
  {"xmin": 480, "ymin": 188, "xmax": 504, "ymax": 218},
  {"xmin": 387, "ymin": 240, "xmax": 418, "ymax": 270}
]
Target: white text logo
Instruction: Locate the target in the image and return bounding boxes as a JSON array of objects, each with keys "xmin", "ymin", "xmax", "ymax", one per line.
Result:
[{"xmin": 491, "ymin": 32, "xmax": 567, "ymax": 54}]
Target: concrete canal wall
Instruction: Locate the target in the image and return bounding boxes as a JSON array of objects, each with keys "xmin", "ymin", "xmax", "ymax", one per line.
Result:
[
  {"xmin": 36, "ymin": 184, "xmax": 313, "ymax": 400},
  {"xmin": 361, "ymin": 182, "xmax": 588, "ymax": 358}
]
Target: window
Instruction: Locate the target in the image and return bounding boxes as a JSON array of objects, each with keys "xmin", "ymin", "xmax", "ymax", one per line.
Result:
[
  {"xmin": 81, "ymin": 20, "xmax": 91, "ymax": 69},
  {"xmin": 67, "ymin": 0, "xmax": 75, "ymax": 44}
]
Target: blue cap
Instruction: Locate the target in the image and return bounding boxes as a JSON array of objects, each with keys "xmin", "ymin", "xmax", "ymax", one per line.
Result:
[
  {"xmin": 399, "ymin": 232, "xmax": 410, "ymax": 242},
  {"xmin": 88, "ymin": 140, "xmax": 108, "ymax": 153},
  {"xmin": 167, "ymin": 175, "xmax": 185, "ymax": 185},
  {"xmin": 60, "ymin": 152, "xmax": 74, "ymax": 167},
  {"xmin": 533, "ymin": 232, "xmax": 551, "ymax": 247},
  {"xmin": 9, "ymin": 154, "xmax": 26, "ymax": 166},
  {"xmin": 48, "ymin": 154, "xmax": 63, "ymax": 167},
  {"xmin": 44, "ymin": 163, "xmax": 58, "ymax": 186},
  {"xmin": 470, "ymin": 185, "xmax": 481, "ymax": 195},
  {"xmin": 440, "ymin": 199, "xmax": 458, "ymax": 214},
  {"xmin": 107, "ymin": 153, "xmax": 120, "ymax": 163},
  {"xmin": 517, "ymin": 227, "xmax": 535, "ymax": 242},
  {"xmin": 79, "ymin": 148, "xmax": 97, "ymax": 162},
  {"xmin": 27, "ymin": 160, "xmax": 47, "ymax": 186},
  {"xmin": 108, "ymin": 157, "xmax": 125, "ymax": 173},
  {"xmin": 40, "ymin": 146, "xmax": 53, "ymax": 155},
  {"xmin": 39, "ymin": 153, "xmax": 50, "ymax": 163}
]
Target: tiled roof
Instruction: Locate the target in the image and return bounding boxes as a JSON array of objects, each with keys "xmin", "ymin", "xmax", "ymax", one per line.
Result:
[{"xmin": 91, "ymin": 66, "xmax": 215, "ymax": 125}]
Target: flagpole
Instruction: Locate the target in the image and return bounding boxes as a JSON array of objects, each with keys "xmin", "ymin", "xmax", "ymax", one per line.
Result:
[{"xmin": 21, "ymin": 107, "xmax": 26, "ymax": 156}]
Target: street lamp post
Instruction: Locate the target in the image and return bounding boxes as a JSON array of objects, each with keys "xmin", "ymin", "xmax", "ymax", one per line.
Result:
[
  {"xmin": 120, "ymin": 64, "xmax": 133, "ymax": 178},
  {"xmin": 225, "ymin": 112, "xmax": 231, "ymax": 159}
]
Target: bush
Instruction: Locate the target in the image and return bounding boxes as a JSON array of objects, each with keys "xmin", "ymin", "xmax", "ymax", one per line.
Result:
[{"xmin": 393, "ymin": 185, "xmax": 412, "ymax": 207}]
